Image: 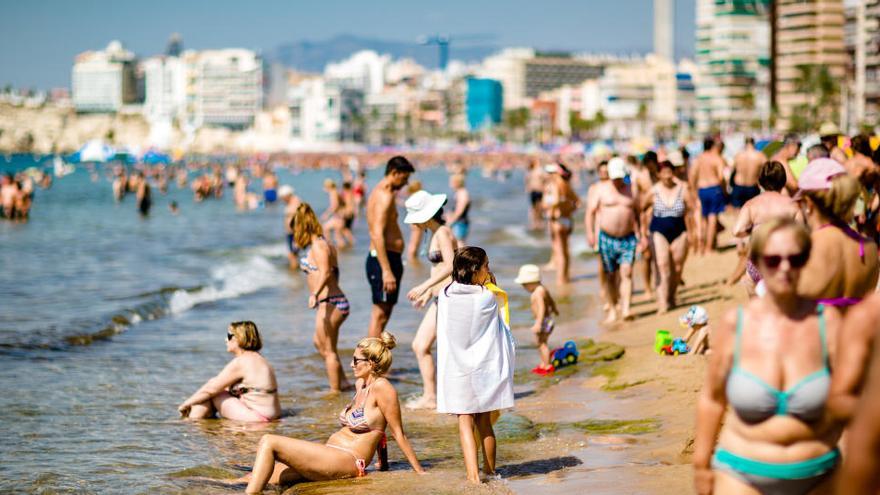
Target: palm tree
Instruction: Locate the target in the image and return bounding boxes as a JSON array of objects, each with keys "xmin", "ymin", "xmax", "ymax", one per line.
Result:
[{"xmin": 793, "ymin": 64, "xmax": 840, "ymax": 130}]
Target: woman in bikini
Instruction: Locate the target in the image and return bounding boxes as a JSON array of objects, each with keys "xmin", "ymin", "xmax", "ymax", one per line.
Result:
[
  {"xmin": 694, "ymin": 219, "xmax": 843, "ymax": 495},
  {"xmin": 177, "ymin": 321, "xmax": 280, "ymax": 422},
  {"xmin": 293, "ymin": 203, "xmax": 352, "ymax": 392},
  {"xmin": 796, "ymin": 158, "xmax": 879, "ymax": 311},
  {"xmin": 321, "ymin": 179, "xmax": 347, "ymax": 247},
  {"xmin": 644, "ymin": 160, "xmax": 694, "ymax": 313},
  {"xmin": 402, "ymin": 190, "xmax": 458, "ymax": 409},
  {"xmin": 543, "ymin": 163, "xmax": 579, "ymax": 285},
  {"xmin": 243, "ymin": 332, "xmax": 425, "ymax": 493}
]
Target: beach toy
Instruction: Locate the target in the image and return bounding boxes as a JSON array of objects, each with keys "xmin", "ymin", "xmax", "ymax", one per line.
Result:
[
  {"xmin": 654, "ymin": 330, "xmax": 672, "ymax": 354},
  {"xmin": 550, "ymin": 341, "xmax": 579, "ymax": 369},
  {"xmin": 661, "ymin": 338, "xmax": 690, "ymax": 356}
]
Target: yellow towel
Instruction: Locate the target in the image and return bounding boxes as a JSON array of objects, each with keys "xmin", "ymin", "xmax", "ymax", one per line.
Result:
[{"xmin": 485, "ymin": 282, "xmax": 510, "ymax": 326}]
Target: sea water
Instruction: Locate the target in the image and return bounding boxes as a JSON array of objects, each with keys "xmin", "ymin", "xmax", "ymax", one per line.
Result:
[{"xmin": 0, "ymin": 155, "xmax": 600, "ymax": 493}]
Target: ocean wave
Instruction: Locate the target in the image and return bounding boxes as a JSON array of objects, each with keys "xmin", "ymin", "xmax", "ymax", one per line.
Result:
[
  {"xmin": 168, "ymin": 255, "xmax": 286, "ymax": 314},
  {"xmin": 0, "ymin": 250, "xmax": 292, "ymax": 353}
]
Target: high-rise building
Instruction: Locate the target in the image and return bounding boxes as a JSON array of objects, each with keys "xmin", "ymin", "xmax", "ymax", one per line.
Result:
[
  {"xmin": 773, "ymin": 0, "xmax": 847, "ymax": 130},
  {"xmin": 695, "ymin": 0, "xmax": 770, "ymax": 133},
  {"xmin": 524, "ymin": 54, "xmax": 605, "ymax": 100},
  {"xmin": 142, "ymin": 55, "xmax": 185, "ymax": 124},
  {"xmin": 478, "ymin": 48, "xmax": 534, "ymax": 110},
  {"xmin": 72, "ymin": 40, "xmax": 139, "ymax": 113},
  {"xmin": 863, "ymin": 0, "xmax": 880, "ymax": 126},
  {"xmin": 654, "ymin": 0, "xmax": 674, "ymax": 61},
  {"xmin": 183, "ymin": 49, "xmax": 263, "ymax": 130},
  {"xmin": 465, "ymin": 78, "xmax": 502, "ymax": 131}
]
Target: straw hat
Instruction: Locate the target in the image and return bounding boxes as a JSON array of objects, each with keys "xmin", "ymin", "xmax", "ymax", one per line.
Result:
[
  {"xmin": 819, "ymin": 122, "xmax": 840, "ymax": 137},
  {"xmin": 514, "ymin": 264, "xmax": 542, "ymax": 284},
  {"xmin": 404, "ymin": 190, "xmax": 447, "ymax": 224}
]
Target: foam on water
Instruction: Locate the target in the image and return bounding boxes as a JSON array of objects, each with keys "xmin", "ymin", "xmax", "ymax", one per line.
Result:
[{"xmin": 168, "ymin": 255, "xmax": 287, "ymax": 314}]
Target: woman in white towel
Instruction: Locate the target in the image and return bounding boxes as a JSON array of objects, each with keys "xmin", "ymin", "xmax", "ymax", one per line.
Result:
[{"xmin": 436, "ymin": 246, "xmax": 515, "ymax": 483}]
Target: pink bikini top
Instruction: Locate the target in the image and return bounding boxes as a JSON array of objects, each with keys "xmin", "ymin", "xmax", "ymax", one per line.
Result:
[{"xmin": 816, "ymin": 222, "xmax": 871, "ymax": 307}]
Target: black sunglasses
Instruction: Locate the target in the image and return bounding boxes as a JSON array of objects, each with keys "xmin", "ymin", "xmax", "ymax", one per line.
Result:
[
  {"xmin": 226, "ymin": 331, "xmax": 234, "ymax": 341},
  {"xmin": 761, "ymin": 252, "xmax": 809, "ymax": 269},
  {"xmin": 352, "ymin": 356, "xmax": 369, "ymax": 365}
]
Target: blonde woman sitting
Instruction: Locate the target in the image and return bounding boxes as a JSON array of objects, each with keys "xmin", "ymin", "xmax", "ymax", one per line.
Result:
[
  {"xmin": 243, "ymin": 332, "xmax": 425, "ymax": 493},
  {"xmin": 177, "ymin": 321, "xmax": 281, "ymax": 422}
]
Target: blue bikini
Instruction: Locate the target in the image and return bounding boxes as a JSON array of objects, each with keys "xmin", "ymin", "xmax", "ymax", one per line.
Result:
[{"xmin": 713, "ymin": 305, "xmax": 839, "ymax": 494}]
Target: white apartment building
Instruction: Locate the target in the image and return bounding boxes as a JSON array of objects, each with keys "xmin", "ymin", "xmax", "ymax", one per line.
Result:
[
  {"xmin": 577, "ymin": 55, "xmax": 677, "ymax": 139},
  {"xmin": 72, "ymin": 40, "xmax": 138, "ymax": 113},
  {"xmin": 324, "ymin": 50, "xmax": 390, "ymax": 95},
  {"xmin": 288, "ymin": 78, "xmax": 364, "ymax": 144},
  {"xmin": 479, "ymin": 48, "xmax": 535, "ymax": 110},
  {"xmin": 183, "ymin": 49, "xmax": 262, "ymax": 130},
  {"xmin": 695, "ymin": 0, "xmax": 770, "ymax": 132},
  {"xmin": 142, "ymin": 56, "xmax": 186, "ymax": 124}
]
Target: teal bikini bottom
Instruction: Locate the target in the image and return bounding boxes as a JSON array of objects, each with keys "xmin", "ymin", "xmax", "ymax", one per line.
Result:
[{"xmin": 712, "ymin": 447, "xmax": 839, "ymax": 495}]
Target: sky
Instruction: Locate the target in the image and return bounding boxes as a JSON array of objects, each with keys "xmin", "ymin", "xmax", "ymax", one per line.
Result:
[{"xmin": 0, "ymin": 0, "xmax": 695, "ymax": 90}]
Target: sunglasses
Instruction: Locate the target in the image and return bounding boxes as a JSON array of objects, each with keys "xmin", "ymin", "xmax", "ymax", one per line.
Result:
[
  {"xmin": 352, "ymin": 356, "xmax": 369, "ymax": 365},
  {"xmin": 761, "ymin": 252, "xmax": 809, "ymax": 269},
  {"xmin": 226, "ymin": 331, "xmax": 234, "ymax": 341}
]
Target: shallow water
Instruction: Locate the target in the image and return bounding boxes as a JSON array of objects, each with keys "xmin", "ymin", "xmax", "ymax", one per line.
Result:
[{"xmin": 0, "ymin": 155, "xmax": 601, "ymax": 493}]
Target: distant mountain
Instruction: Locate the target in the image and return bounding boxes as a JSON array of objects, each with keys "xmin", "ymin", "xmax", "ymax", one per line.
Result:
[{"xmin": 266, "ymin": 34, "xmax": 499, "ymax": 72}]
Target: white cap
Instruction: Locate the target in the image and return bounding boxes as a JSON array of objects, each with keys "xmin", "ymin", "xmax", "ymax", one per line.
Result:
[
  {"xmin": 608, "ymin": 157, "xmax": 627, "ymax": 180},
  {"xmin": 278, "ymin": 185, "xmax": 294, "ymax": 198},
  {"xmin": 404, "ymin": 190, "xmax": 447, "ymax": 224},
  {"xmin": 514, "ymin": 264, "xmax": 541, "ymax": 284}
]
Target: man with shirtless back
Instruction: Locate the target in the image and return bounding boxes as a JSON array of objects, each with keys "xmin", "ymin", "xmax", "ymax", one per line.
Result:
[
  {"xmin": 689, "ymin": 137, "xmax": 727, "ymax": 254},
  {"xmin": 769, "ymin": 133, "xmax": 801, "ymax": 194},
  {"xmin": 586, "ymin": 157, "xmax": 644, "ymax": 323},
  {"xmin": 729, "ymin": 137, "xmax": 765, "ymax": 209},
  {"xmin": 365, "ymin": 156, "xmax": 415, "ymax": 337}
]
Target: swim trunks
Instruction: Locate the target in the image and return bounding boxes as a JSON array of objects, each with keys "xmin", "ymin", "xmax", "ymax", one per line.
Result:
[
  {"xmin": 730, "ymin": 182, "xmax": 761, "ymax": 208},
  {"xmin": 530, "ymin": 191, "xmax": 543, "ymax": 206},
  {"xmin": 286, "ymin": 234, "xmax": 300, "ymax": 255},
  {"xmin": 451, "ymin": 220, "xmax": 469, "ymax": 241},
  {"xmin": 366, "ymin": 250, "xmax": 404, "ymax": 305},
  {"xmin": 598, "ymin": 231, "xmax": 637, "ymax": 273},
  {"xmin": 698, "ymin": 185, "xmax": 727, "ymax": 217}
]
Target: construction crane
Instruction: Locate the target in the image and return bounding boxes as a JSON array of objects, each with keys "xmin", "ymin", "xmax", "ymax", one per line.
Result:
[{"xmin": 418, "ymin": 34, "xmax": 495, "ymax": 71}]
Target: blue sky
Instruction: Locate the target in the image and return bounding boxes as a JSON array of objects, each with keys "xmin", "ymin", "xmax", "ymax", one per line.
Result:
[{"xmin": 1, "ymin": 0, "xmax": 695, "ymax": 90}]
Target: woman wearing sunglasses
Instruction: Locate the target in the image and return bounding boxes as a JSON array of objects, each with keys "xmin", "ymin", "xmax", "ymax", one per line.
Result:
[
  {"xmin": 694, "ymin": 218, "xmax": 843, "ymax": 495},
  {"xmin": 243, "ymin": 332, "xmax": 424, "ymax": 493},
  {"xmin": 177, "ymin": 321, "xmax": 280, "ymax": 422}
]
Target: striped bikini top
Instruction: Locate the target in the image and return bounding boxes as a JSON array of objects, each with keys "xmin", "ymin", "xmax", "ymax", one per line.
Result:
[
  {"xmin": 653, "ymin": 185, "xmax": 686, "ymax": 218},
  {"xmin": 338, "ymin": 381, "xmax": 383, "ymax": 434}
]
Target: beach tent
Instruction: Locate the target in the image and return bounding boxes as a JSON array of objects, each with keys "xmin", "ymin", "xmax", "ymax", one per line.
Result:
[{"xmin": 71, "ymin": 140, "xmax": 115, "ymax": 163}]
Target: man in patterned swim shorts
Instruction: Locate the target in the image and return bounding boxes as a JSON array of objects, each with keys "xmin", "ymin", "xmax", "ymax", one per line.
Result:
[{"xmin": 586, "ymin": 157, "xmax": 645, "ymax": 323}]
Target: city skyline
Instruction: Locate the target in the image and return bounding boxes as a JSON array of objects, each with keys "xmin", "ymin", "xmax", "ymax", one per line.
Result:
[{"xmin": 1, "ymin": 0, "xmax": 696, "ymax": 90}]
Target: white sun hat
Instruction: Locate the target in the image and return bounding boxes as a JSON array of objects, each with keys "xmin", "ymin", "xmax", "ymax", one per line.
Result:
[
  {"xmin": 404, "ymin": 190, "xmax": 448, "ymax": 224},
  {"xmin": 278, "ymin": 185, "xmax": 294, "ymax": 198},
  {"xmin": 514, "ymin": 264, "xmax": 542, "ymax": 284}
]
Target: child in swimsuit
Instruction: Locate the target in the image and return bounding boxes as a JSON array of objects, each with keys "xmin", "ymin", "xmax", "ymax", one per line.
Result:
[{"xmin": 515, "ymin": 264, "xmax": 559, "ymax": 375}]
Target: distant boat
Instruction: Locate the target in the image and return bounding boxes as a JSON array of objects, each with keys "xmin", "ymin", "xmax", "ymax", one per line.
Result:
[{"xmin": 53, "ymin": 156, "xmax": 75, "ymax": 177}]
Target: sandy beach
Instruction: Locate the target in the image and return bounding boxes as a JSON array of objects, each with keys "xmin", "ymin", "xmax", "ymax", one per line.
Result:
[{"xmin": 223, "ymin": 242, "xmax": 742, "ymax": 495}]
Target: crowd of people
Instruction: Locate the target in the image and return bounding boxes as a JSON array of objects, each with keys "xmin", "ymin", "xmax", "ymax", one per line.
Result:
[{"xmin": 11, "ymin": 129, "xmax": 879, "ymax": 492}]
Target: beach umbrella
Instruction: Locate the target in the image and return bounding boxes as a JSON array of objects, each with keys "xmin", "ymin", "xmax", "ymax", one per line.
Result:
[
  {"xmin": 761, "ymin": 140, "xmax": 783, "ymax": 158},
  {"xmin": 142, "ymin": 149, "xmax": 171, "ymax": 165}
]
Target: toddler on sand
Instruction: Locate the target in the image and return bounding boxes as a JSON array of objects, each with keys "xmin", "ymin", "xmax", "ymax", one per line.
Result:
[
  {"xmin": 680, "ymin": 305, "xmax": 710, "ymax": 355},
  {"xmin": 515, "ymin": 264, "xmax": 559, "ymax": 375}
]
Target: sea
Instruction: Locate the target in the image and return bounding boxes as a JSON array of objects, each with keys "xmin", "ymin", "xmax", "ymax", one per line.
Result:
[{"xmin": 0, "ymin": 154, "xmax": 601, "ymax": 493}]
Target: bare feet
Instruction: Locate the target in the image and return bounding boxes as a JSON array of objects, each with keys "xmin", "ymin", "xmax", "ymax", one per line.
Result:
[
  {"xmin": 602, "ymin": 307, "xmax": 619, "ymax": 325},
  {"xmin": 405, "ymin": 395, "xmax": 437, "ymax": 410}
]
